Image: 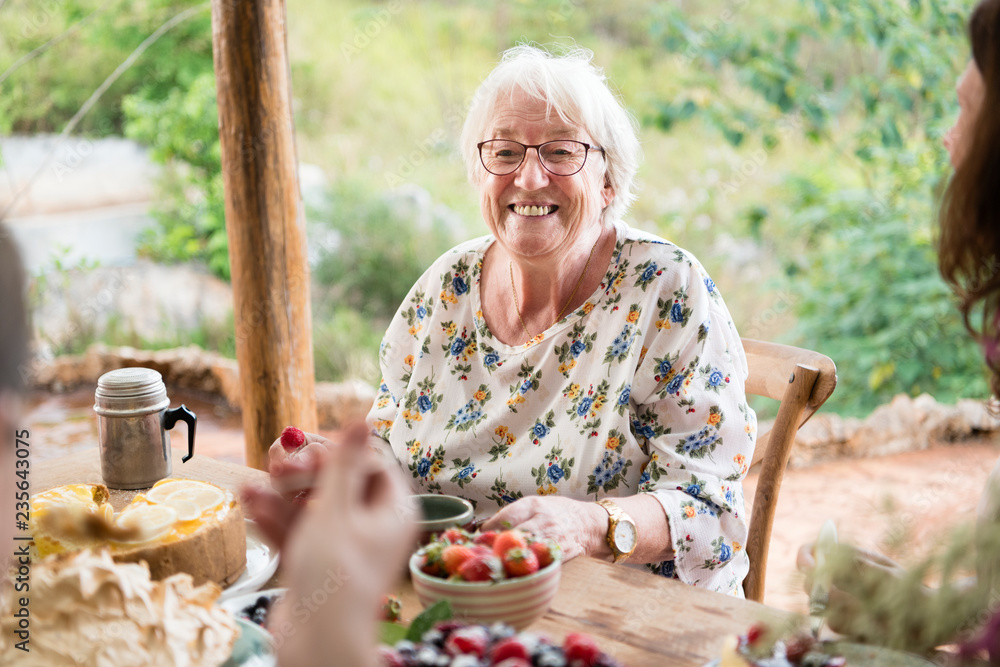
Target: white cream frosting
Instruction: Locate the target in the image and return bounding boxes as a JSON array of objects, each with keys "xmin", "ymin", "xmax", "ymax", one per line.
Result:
[{"xmin": 0, "ymin": 549, "xmax": 238, "ymax": 666}]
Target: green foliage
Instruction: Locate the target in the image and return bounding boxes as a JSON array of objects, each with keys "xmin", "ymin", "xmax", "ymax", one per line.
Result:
[
  {"xmin": 123, "ymin": 72, "xmax": 230, "ymax": 279},
  {"xmin": 0, "ymin": 0, "xmax": 212, "ymax": 135},
  {"xmin": 310, "ymin": 179, "xmax": 458, "ymax": 321},
  {"xmin": 650, "ymin": 0, "xmax": 988, "ymax": 414}
]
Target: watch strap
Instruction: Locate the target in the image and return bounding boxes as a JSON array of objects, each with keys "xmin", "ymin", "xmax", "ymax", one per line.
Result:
[{"xmin": 596, "ymin": 498, "xmax": 637, "ymax": 563}]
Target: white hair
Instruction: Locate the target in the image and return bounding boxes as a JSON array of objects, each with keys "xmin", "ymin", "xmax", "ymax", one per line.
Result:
[{"xmin": 460, "ymin": 44, "xmax": 641, "ymax": 224}]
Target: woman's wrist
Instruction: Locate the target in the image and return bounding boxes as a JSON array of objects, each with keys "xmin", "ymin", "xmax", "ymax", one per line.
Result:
[{"xmin": 585, "ymin": 500, "xmax": 614, "ymax": 561}]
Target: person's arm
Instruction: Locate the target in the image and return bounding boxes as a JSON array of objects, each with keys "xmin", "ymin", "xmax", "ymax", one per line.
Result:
[{"xmin": 622, "ymin": 254, "xmax": 756, "ymax": 590}]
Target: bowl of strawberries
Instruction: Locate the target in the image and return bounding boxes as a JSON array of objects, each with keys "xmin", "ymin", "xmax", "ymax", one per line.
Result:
[{"xmin": 409, "ymin": 527, "xmax": 562, "ymax": 630}]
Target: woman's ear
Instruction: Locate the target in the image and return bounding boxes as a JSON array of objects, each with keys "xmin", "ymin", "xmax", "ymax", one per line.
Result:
[{"xmin": 602, "ymin": 176, "xmax": 615, "ymax": 209}]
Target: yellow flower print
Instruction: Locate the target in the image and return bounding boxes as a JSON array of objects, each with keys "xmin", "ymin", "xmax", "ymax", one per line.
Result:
[
  {"xmin": 495, "ymin": 425, "xmax": 509, "ymax": 437},
  {"xmin": 558, "ymin": 363, "xmax": 568, "ymax": 374},
  {"xmin": 566, "ymin": 383, "xmax": 581, "ymax": 398},
  {"xmin": 476, "ymin": 310, "xmax": 483, "ymax": 320},
  {"xmin": 473, "ymin": 389, "xmax": 487, "ymax": 401},
  {"xmin": 655, "ymin": 319, "xmax": 670, "ymax": 330},
  {"xmin": 372, "ymin": 419, "xmax": 393, "ymax": 432},
  {"xmin": 613, "ymin": 275, "xmax": 624, "ymax": 287},
  {"xmin": 649, "ymin": 451, "xmax": 659, "ymax": 461},
  {"xmin": 582, "ymin": 302, "xmax": 594, "ymax": 314},
  {"xmin": 593, "ymin": 396, "xmax": 605, "ymax": 411},
  {"xmin": 733, "ymin": 540, "xmax": 742, "ymax": 552},
  {"xmin": 684, "ymin": 506, "xmax": 696, "ymax": 518},
  {"xmin": 408, "ymin": 440, "xmax": 421, "ymax": 454},
  {"xmin": 626, "ymin": 310, "xmax": 640, "ymax": 324},
  {"xmin": 445, "ymin": 322, "xmax": 457, "ymax": 336},
  {"xmin": 606, "ymin": 435, "xmax": 620, "ymax": 450},
  {"xmin": 377, "ymin": 396, "xmax": 390, "ymax": 408},
  {"xmin": 505, "ymin": 433, "xmax": 516, "ymax": 445},
  {"xmin": 745, "ymin": 422, "xmax": 756, "ymax": 435},
  {"xmin": 707, "ymin": 412, "xmax": 722, "ymax": 426},
  {"xmin": 733, "ymin": 454, "xmax": 746, "ymax": 466},
  {"xmin": 567, "ymin": 359, "xmax": 577, "ymax": 371},
  {"xmin": 404, "ymin": 355, "xmax": 414, "ymax": 367},
  {"xmin": 407, "ymin": 324, "xmax": 422, "ymax": 336},
  {"xmin": 431, "ymin": 460, "xmax": 444, "ymax": 475},
  {"xmin": 538, "ymin": 484, "xmax": 557, "ymax": 496}
]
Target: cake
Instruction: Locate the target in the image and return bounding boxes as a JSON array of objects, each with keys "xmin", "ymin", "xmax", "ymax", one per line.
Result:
[
  {"xmin": 29, "ymin": 479, "xmax": 247, "ymax": 587},
  {"xmin": 0, "ymin": 549, "xmax": 239, "ymax": 666}
]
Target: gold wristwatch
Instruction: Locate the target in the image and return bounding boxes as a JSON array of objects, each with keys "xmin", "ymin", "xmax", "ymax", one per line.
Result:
[{"xmin": 595, "ymin": 499, "xmax": 638, "ymax": 564}]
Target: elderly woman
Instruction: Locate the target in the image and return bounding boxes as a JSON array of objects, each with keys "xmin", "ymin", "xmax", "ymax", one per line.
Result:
[{"xmin": 272, "ymin": 45, "xmax": 757, "ymax": 595}]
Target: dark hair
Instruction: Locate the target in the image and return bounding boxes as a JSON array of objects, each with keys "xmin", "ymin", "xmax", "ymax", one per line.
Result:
[
  {"xmin": 0, "ymin": 225, "xmax": 30, "ymax": 392},
  {"xmin": 938, "ymin": 0, "xmax": 1000, "ymax": 400}
]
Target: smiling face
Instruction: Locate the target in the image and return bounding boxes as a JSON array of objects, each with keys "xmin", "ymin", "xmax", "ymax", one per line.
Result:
[
  {"xmin": 478, "ymin": 88, "xmax": 614, "ymax": 260},
  {"xmin": 944, "ymin": 60, "xmax": 987, "ymax": 169}
]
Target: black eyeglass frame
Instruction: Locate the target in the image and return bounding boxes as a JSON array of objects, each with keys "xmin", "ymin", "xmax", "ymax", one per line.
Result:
[{"xmin": 476, "ymin": 139, "xmax": 606, "ymax": 176}]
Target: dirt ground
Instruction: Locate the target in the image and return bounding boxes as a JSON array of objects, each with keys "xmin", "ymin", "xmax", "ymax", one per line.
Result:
[{"xmin": 25, "ymin": 386, "xmax": 1000, "ymax": 613}]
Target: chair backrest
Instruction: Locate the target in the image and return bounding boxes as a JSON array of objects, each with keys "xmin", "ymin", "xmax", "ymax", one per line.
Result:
[{"xmin": 740, "ymin": 338, "xmax": 837, "ymax": 603}]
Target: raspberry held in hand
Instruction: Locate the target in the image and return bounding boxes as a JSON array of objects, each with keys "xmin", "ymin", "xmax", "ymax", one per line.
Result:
[{"xmin": 280, "ymin": 426, "xmax": 306, "ymax": 452}]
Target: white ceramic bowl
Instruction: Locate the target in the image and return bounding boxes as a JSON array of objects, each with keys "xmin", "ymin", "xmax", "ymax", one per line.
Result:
[{"xmin": 408, "ymin": 552, "xmax": 561, "ymax": 630}]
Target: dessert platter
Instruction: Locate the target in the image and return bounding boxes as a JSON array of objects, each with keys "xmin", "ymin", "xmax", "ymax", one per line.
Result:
[{"xmin": 11, "ymin": 478, "xmax": 279, "ymax": 666}]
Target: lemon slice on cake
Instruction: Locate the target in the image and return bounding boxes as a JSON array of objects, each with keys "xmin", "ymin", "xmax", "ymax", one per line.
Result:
[
  {"xmin": 146, "ymin": 480, "xmax": 211, "ymax": 504},
  {"xmin": 161, "ymin": 486, "xmax": 225, "ymax": 521},
  {"xmin": 116, "ymin": 504, "xmax": 178, "ymax": 542}
]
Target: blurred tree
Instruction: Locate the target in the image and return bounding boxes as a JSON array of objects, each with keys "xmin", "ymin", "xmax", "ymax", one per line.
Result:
[{"xmin": 646, "ymin": 0, "xmax": 987, "ymax": 414}]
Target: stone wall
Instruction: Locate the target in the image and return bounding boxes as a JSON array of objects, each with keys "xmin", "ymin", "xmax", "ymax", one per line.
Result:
[{"xmin": 30, "ymin": 344, "xmax": 376, "ymax": 430}]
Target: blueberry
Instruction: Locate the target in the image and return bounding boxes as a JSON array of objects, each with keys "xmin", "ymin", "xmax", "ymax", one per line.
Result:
[
  {"xmin": 534, "ymin": 650, "xmax": 567, "ymax": 667},
  {"xmin": 487, "ymin": 622, "xmax": 515, "ymax": 642},
  {"xmin": 394, "ymin": 640, "xmax": 417, "ymax": 656},
  {"xmin": 422, "ymin": 628, "xmax": 445, "ymax": 647},
  {"xmin": 415, "ymin": 646, "xmax": 441, "ymax": 666}
]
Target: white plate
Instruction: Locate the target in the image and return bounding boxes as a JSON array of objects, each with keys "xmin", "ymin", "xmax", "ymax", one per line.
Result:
[{"xmin": 218, "ymin": 520, "xmax": 279, "ymax": 602}]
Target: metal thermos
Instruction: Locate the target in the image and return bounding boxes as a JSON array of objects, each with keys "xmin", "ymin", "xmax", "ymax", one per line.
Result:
[{"xmin": 94, "ymin": 367, "xmax": 196, "ymax": 490}]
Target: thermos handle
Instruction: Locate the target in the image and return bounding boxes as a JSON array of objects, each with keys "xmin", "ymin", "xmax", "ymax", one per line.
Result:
[{"xmin": 163, "ymin": 405, "xmax": 197, "ymax": 463}]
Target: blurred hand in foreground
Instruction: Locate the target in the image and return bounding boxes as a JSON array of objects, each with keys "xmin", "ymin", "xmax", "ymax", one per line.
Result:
[{"xmin": 243, "ymin": 422, "xmax": 416, "ymax": 667}]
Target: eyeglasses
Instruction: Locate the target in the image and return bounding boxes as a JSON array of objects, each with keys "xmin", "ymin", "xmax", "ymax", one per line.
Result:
[{"xmin": 477, "ymin": 139, "xmax": 605, "ymax": 176}]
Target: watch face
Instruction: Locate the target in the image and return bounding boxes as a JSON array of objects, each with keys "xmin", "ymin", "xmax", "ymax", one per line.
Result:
[{"xmin": 614, "ymin": 521, "xmax": 637, "ymax": 552}]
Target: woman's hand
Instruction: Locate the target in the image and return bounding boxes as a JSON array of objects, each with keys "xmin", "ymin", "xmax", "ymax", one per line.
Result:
[
  {"xmin": 243, "ymin": 423, "xmax": 416, "ymax": 667},
  {"xmin": 480, "ymin": 496, "xmax": 606, "ymax": 561}
]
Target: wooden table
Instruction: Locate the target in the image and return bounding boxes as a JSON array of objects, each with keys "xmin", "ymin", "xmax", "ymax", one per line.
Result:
[{"xmin": 35, "ymin": 449, "xmax": 785, "ymax": 666}]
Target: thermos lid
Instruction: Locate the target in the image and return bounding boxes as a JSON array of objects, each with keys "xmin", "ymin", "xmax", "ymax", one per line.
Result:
[{"xmin": 94, "ymin": 367, "xmax": 170, "ymax": 415}]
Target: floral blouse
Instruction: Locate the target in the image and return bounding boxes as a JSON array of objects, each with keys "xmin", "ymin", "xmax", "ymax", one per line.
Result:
[{"xmin": 367, "ymin": 221, "xmax": 757, "ymax": 595}]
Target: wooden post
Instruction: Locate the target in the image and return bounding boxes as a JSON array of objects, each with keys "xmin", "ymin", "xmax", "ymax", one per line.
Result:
[{"xmin": 210, "ymin": 0, "xmax": 317, "ymax": 469}]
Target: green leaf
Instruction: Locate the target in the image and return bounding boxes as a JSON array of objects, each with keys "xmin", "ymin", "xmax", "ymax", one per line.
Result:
[
  {"xmin": 405, "ymin": 600, "xmax": 453, "ymax": 643},
  {"xmin": 378, "ymin": 621, "xmax": 408, "ymax": 646}
]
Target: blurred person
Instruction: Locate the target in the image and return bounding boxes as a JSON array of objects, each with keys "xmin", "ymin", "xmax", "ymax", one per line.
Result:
[
  {"xmin": 0, "ymin": 224, "xmax": 31, "ymax": 565},
  {"xmin": 798, "ymin": 0, "xmax": 1000, "ymax": 651},
  {"xmin": 270, "ymin": 44, "xmax": 757, "ymax": 595}
]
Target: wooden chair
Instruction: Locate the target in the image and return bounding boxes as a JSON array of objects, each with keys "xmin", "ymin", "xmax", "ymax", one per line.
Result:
[{"xmin": 740, "ymin": 338, "xmax": 837, "ymax": 603}]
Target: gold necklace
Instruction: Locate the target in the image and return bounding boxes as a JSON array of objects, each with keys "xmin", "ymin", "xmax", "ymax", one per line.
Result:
[{"xmin": 510, "ymin": 232, "xmax": 602, "ymax": 341}]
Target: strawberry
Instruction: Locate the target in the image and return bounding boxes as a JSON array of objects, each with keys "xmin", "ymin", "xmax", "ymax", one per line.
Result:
[
  {"xmin": 528, "ymin": 539, "xmax": 559, "ymax": 568},
  {"xmin": 443, "ymin": 625, "xmax": 489, "ymax": 658},
  {"xmin": 440, "ymin": 528, "xmax": 470, "ymax": 544},
  {"xmin": 744, "ymin": 622, "xmax": 767, "ymax": 647},
  {"xmin": 489, "ymin": 636, "xmax": 532, "ymax": 664},
  {"xmin": 441, "ymin": 544, "xmax": 477, "ymax": 576},
  {"xmin": 279, "ymin": 426, "xmax": 306, "ymax": 451},
  {"xmin": 379, "ymin": 594, "xmax": 401, "ymax": 622},
  {"xmin": 376, "ymin": 646, "xmax": 405, "ymax": 667},
  {"xmin": 457, "ymin": 552, "xmax": 503, "ymax": 582},
  {"xmin": 420, "ymin": 542, "xmax": 447, "ymax": 577},
  {"xmin": 502, "ymin": 547, "xmax": 540, "ymax": 578},
  {"xmin": 563, "ymin": 632, "xmax": 602, "ymax": 667},
  {"xmin": 473, "ymin": 530, "xmax": 499, "ymax": 548},
  {"xmin": 492, "ymin": 529, "xmax": 528, "ymax": 558}
]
